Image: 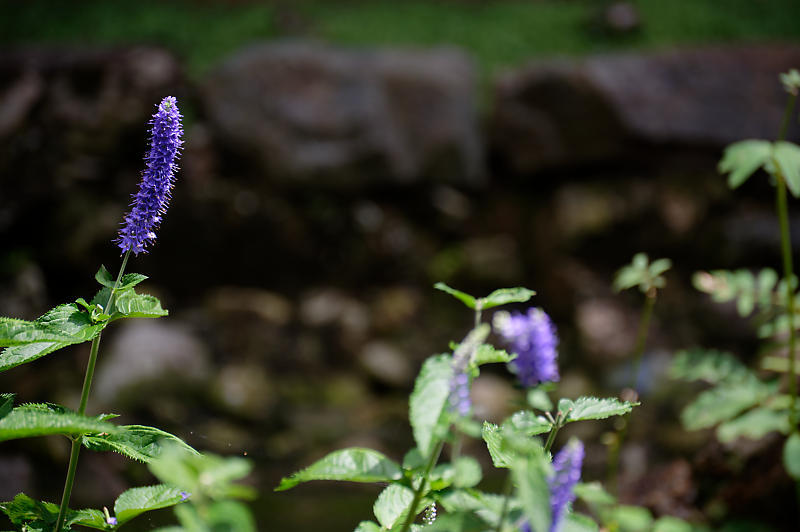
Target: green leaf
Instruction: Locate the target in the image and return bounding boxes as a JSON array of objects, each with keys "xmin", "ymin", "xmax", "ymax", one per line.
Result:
[
  {"xmin": 275, "ymin": 448, "xmax": 402, "ymax": 491},
  {"xmin": 95, "ymin": 265, "xmax": 148, "ymax": 290},
  {"xmin": 438, "ymin": 489, "xmax": 505, "ymax": 526},
  {"xmin": 0, "ymin": 393, "xmax": 14, "ymax": 420},
  {"xmin": 206, "ymin": 500, "xmax": 256, "ymax": 532},
  {"xmin": 610, "ymin": 505, "xmax": 654, "ymax": 532},
  {"xmin": 373, "ymin": 483, "xmax": 414, "ymax": 529},
  {"xmin": 718, "ymin": 139, "xmax": 771, "ymax": 189},
  {"xmin": 0, "ymin": 493, "xmax": 101, "ymax": 531},
  {"xmin": 669, "ymin": 348, "xmax": 750, "ymax": 384},
  {"xmin": 353, "ymin": 522, "xmax": 382, "ymax": 532},
  {"xmin": 423, "ymin": 511, "xmax": 489, "ymax": 532},
  {"xmin": 784, "ymin": 432, "xmax": 800, "ymax": 480},
  {"xmin": 473, "ymin": 344, "xmax": 515, "ymax": 366},
  {"xmin": 0, "ymin": 405, "xmax": 116, "ymax": 442},
  {"xmin": 0, "ymin": 316, "xmax": 82, "ymax": 347},
  {"xmin": 409, "ymin": 354, "xmax": 453, "ymax": 458},
  {"xmin": 562, "ymin": 512, "xmax": 600, "ymax": 532},
  {"xmin": 114, "ymin": 485, "xmax": 186, "ymax": 525},
  {"xmin": 573, "ymin": 482, "xmax": 616, "ymax": 507},
  {"xmin": 482, "ymin": 422, "xmax": 512, "ymax": 468},
  {"xmin": 773, "ymin": 141, "xmax": 800, "ymax": 197},
  {"xmin": 478, "ymin": 287, "xmax": 536, "ymax": 310},
  {"xmin": 83, "ymin": 425, "xmax": 198, "ymax": 463},
  {"xmin": 93, "ymin": 288, "xmax": 168, "ymax": 322},
  {"xmin": 653, "ymin": 516, "xmax": 693, "ymax": 532},
  {"xmin": 512, "ymin": 449, "xmax": 552, "ymax": 532},
  {"xmin": 558, "ymin": 397, "xmax": 638, "ymax": 422},
  {"xmin": 0, "ymin": 305, "xmax": 105, "ymax": 372},
  {"xmin": 453, "ymin": 456, "xmax": 482, "ymax": 488},
  {"xmin": 681, "ymin": 377, "xmax": 776, "ymax": 431},
  {"xmin": 150, "ymin": 448, "xmax": 255, "ymax": 502},
  {"xmin": 716, "ymin": 407, "xmax": 790, "ymax": 443},
  {"xmin": 527, "ymin": 388, "xmax": 553, "ymax": 412},
  {"xmin": 434, "ymin": 283, "xmax": 476, "ymax": 309},
  {"xmin": 506, "ymin": 410, "xmax": 552, "ymax": 436}
]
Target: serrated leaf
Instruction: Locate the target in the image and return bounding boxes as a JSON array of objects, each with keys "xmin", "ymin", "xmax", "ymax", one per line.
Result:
[
  {"xmin": 114, "ymin": 485, "xmax": 186, "ymax": 526},
  {"xmin": 473, "ymin": 344, "xmax": 515, "ymax": 366},
  {"xmin": 0, "ymin": 394, "xmax": 14, "ymax": 420},
  {"xmin": 275, "ymin": 448, "xmax": 402, "ymax": 491},
  {"xmin": 95, "ymin": 265, "xmax": 148, "ymax": 290},
  {"xmin": 0, "ymin": 405, "xmax": 116, "ymax": 442},
  {"xmin": 424, "ymin": 511, "xmax": 490, "ymax": 532},
  {"xmin": 373, "ymin": 483, "xmax": 414, "ymax": 529},
  {"xmin": 716, "ymin": 407, "xmax": 790, "ymax": 443},
  {"xmin": 784, "ymin": 432, "xmax": 800, "ymax": 480},
  {"xmin": 93, "ymin": 288, "xmax": 168, "ymax": 322},
  {"xmin": 478, "ymin": 287, "xmax": 536, "ymax": 310},
  {"xmin": 0, "ymin": 305, "xmax": 105, "ymax": 372},
  {"xmin": 434, "ymin": 283, "xmax": 476, "ymax": 309},
  {"xmin": 558, "ymin": 397, "xmax": 637, "ymax": 422},
  {"xmin": 0, "ymin": 316, "xmax": 82, "ymax": 347},
  {"xmin": 681, "ymin": 377, "xmax": 776, "ymax": 431},
  {"xmin": 505, "ymin": 410, "xmax": 552, "ymax": 436},
  {"xmin": 409, "ymin": 354, "xmax": 453, "ymax": 458},
  {"xmin": 482, "ymin": 422, "xmax": 512, "ymax": 468},
  {"xmin": 718, "ymin": 139, "xmax": 771, "ymax": 189},
  {"xmin": 0, "ymin": 493, "xmax": 100, "ymax": 531},
  {"xmin": 512, "ymin": 450, "xmax": 552, "ymax": 532},
  {"xmin": 83, "ymin": 425, "xmax": 198, "ymax": 463},
  {"xmin": 773, "ymin": 141, "xmax": 800, "ymax": 197},
  {"xmin": 669, "ymin": 348, "xmax": 750, "ymax": 384}
]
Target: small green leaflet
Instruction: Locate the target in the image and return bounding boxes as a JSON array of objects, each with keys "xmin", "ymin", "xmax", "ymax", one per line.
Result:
[
  {"xmin": 0, "ymin": 493, "xmax": 104, "ymax": 531},
  {"xmin": 434, "ymin": 283, "xmax": 535, "ymax": 310},
  {"xmin": 473, "ymin": 344, "xmax": 515, "ymax": 366},
  {"xmin": 275, "ymin": 448, "xmax": 402, "ymax": 491},
  {"xmin": 716, "ymin": 407, "xmax": 789, "ymax": 443},
  {"xmin": 482, "ymin": 422, "xmax": 511, "ymax": 468},
  {"xmin": 681, "ymin": 377, "xmax": 776, "ymax": 431},
  {"xmin": 91, "ymin": 287, "xmax": 168, "ymax": 323},
  {"xmin": 95, "ymin": 265, "xmax": 148, "ymax": 290},
  {"xmin": 353, "ymin": 522, "xmax": 382, "ymax": 532},
  {"xmin": 0, "ymin": 404, "xmax": 117, "ymax": 442},
  {"xmin": 114, "ymin": 485, "xmax": 187, "ymax": 526},
  {"xmin": 557, "ymin": 397, "xmax": 638, "ymax": 422},
  {"xmin": 505, "ymin": 410, "xmax": 552, "ymax": 436},
  {"xmin": 409, "ymin": 354, "xmax": 453, "ymax": 458},
  {"xmin": 669, "ymin": 348, "xmax": 751, "ymax": 384},
  {"xmin": 718, "ymin": 139, "xmax": 772, "ymax": 189},
  {"xmin": 773, "ymin": 141, "xmax": 800, "ymax": 197},
  {"xmin": 83, "ymin": 425, "xmax": 198, "ymax": 463}
]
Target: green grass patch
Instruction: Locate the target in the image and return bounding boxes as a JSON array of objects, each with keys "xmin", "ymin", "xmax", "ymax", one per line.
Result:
[{"xmin": 1, "ymin": 0, "xmax": 799, "ymax": 78}]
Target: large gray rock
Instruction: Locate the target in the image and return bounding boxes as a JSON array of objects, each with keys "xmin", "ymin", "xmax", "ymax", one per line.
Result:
[
  {"xmin": 201, "ymin": 42, "xmax": 483, "ymax": 186},
  {"xmin": 491, "ymin": 45, "xmax": 800, "ymax": 174}
]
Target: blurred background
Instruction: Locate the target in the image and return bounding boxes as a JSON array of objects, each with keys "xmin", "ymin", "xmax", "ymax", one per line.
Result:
[{"xmin": 2, "ymin": 0, "xmax": 800, "ymax": 530}]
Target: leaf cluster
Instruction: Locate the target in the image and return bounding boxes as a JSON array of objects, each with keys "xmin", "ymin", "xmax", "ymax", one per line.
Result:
[{"xmin": 613, "ymin": 253, "xmax": 671, "ymax": 295}]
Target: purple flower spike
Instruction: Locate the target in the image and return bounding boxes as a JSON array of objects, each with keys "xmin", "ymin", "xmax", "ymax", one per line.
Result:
[
  {"xmin": 116, "ymin": 96, "xmax": 183, "ymax": 255},
  {"xmin": 548, "ymin": 439, "xmax": 584, "ymax": 532},
  {"xmin": 494, "ymin": 308, "xmax": 559, "ymax": 387},
  {"xmin": 449, "ymin": 371, "xmax": 471, "ymax": 416}
]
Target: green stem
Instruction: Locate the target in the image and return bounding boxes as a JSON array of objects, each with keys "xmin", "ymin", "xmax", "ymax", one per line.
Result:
[
  {"xmin": 54, "ymin": 251, "xmax": 130, "ymax": 531},
  {"xmin": 776, "ymin": 92, "xmax": 799, "ymax": 432},
  {"xmin": 399, "ymin": 440, "xmax": 445, "ymax": 532},
  {"xmin": 628, "ymin": 292, "xmax": 656, "ymax": 393}
]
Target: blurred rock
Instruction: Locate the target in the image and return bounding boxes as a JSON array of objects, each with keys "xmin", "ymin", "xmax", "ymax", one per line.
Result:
[
  {"xmin": 213, "ymin": 363, "xmax": 275, "ymax": 419},
  {"xmin": 491, "ymin": 45, "xmax": 800, "ymax": 173},
  {"xmin": 575, "ymin": 298, "xmax": 637, "ymax": 360},
  {"xmin": 207, "ymin": 286, "xmax": 293, "ymax": 326},
  {"xmin": 95, "ymin": 320, "xmax": 211, "ymax": 404},
  {"xmin": 299, "ymin": 288, "xmax": 370, "ymax": 347},
  {"xmin": 201, "ymin": 42, "xmax": 483, "ymax": 186},
  {"xmin": 358, "ymin": 341, "xmax": 413, "ymax": 387}
]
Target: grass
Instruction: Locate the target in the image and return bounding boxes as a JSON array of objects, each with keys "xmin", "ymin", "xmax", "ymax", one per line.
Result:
[{"xmin": 1, "ymin": 0, "xmax": 799, "ymax": 78}]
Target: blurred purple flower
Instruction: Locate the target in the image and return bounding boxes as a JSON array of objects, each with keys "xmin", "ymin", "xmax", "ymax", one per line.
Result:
[
  {"xmin": 106, "ymin": 515, "xmax": 118, "ymax": 526},
  {"xmin": 449, "ymin": 370, "xmax": 471, "ymax": 416},
  {"xmin": 548, "ymin": 439, "xmax": 584, "ymax": 532},
  {"xmin": 180, "ymin": 490, "xmax": 191, "ymax": 501},
  {"xmin": 494, "ymin": 308, "xmax": 559, "ymax": 387},
  {"xmin": 116, "ymin": 96, "xmax": 183, "ymax": 255}
]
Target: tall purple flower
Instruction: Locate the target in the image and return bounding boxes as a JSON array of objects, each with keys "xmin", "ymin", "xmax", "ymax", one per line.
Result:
[
  {"xmin": 494, "ymin": 308, "xmax": 559, "ymax": 387},
  {"xmin": 116, "ymin": 96, "xmax": 183, "ymax": 254},
  {"xmin": 548, "ymin": 439, "xmax": 584, "ymax": 532}
]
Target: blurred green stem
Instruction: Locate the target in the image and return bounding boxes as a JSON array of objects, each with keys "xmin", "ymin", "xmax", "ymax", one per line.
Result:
[
  {"xmin": 776, "ymin": 92, "xmax": 799, "ymax": 432},
  {"xmin": 399, "ymin": 440, "xmax": 444, "ymax": 532},
  {"xmin": 55, "ymin": 251, "xmax": 130, "ymax": 531}
]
